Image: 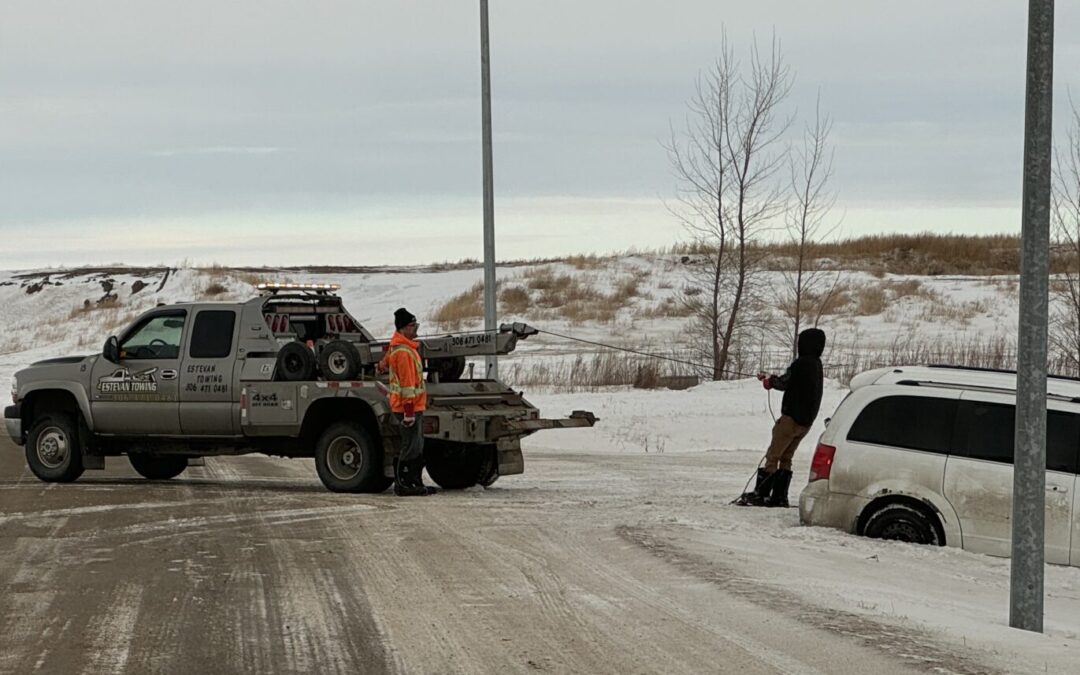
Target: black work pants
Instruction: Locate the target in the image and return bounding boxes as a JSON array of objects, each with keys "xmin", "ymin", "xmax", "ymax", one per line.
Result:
[{"xmin": 395, "ymin": 412, "xmax": 424, "ymax": 463}]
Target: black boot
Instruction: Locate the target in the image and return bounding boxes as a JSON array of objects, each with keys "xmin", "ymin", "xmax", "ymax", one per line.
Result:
[
  {"xmin": 736, "ymin": 468, "xmax": 772, "ymax": 506},
  {"xmin": 411, "ymin": 459, "xmax": 438, "ymax": 495},
  {"xmin": 765, "ymin": 469, "xmax": 793, "ymax": 507},
  {"xmin": 394, "ymin": 458, "xmax": 428, "ymax": 496}
]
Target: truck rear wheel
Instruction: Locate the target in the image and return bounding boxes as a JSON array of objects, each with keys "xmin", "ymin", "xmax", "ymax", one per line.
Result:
[
  {"xmin": 276, "ymin": 342, "xmax": 317, "ymax": 381},
  {"xmin": 318, "ymin": 340, "xmax": 361, "ymax": 381},
  {"xmin": 314, "ymin": 421, "xmax": 390, "ymax": 493},
  {"xmin": 423, "ymin": 441, "xmax": 496, "ymax": 490},
  {"xmin": 26, "ymin": 413, "xmax": 85, "ymax": 483},
  {"xmin": 128, "ymin": 454, "xmax": 187, "ymax": 480}
]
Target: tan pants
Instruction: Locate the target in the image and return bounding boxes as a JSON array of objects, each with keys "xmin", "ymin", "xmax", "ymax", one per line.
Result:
[{"xmin": 764, "ymin": 415, "xmax": 810, "ymax": 472}]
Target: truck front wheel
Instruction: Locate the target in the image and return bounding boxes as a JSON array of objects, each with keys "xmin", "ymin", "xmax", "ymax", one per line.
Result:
[
  {"xmin": 128, "ymin": 454, "xmax": 187, "ymax": 480},
  {"xmin": 26, "ymin": 413, "xmax": 85, "ymax": 483},
  {"xmin": 314, "ymin": 422, "xmax": 391, "ymax": 493}
]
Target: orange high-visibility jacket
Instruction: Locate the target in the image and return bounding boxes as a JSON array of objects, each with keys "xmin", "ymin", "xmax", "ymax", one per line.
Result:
[{"xmin": 381, "ymin": 331, "xmax": 427, "ymax": 415}]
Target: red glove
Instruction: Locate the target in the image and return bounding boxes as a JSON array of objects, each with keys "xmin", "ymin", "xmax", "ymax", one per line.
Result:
[
  {"xmin": 758, "ymin": 373, "xmax": 773, "ymax": 390},
  {"xmin": 403, "ymin": 401, "xmax": 416, "ymax": 425}
]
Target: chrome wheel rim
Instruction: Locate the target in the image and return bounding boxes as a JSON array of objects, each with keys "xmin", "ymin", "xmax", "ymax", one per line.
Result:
[
  {"xmin": 326, "ymin": 436, "xmax": 362, "ymax": 480},
  {"xmin": 328, "ymin": 352, "xmax": 348, "ymax": 376},
  {"xmin": 36, "ymin": 426, "xmax": 69, "ymax": 469}
]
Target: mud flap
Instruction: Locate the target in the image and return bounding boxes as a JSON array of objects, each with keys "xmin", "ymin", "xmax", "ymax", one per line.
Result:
[{"xmin": 496, "ymin": 437, "xmax": 524, "ymax": 476}]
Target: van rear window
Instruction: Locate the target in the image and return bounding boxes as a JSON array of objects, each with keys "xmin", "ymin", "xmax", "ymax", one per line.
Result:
[{"xmin": 847, "ymin": 395, "xmax": 957, "ymax": 454}]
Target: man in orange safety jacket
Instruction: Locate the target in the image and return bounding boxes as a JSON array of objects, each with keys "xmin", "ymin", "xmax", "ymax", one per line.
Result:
[{"xmin": 377, "ymin": 308, "xmax": 435, "ymax": 496}]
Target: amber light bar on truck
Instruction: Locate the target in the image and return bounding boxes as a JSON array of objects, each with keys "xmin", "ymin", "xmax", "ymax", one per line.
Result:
[{"xmin": 256, "ymin": 283, "xmax": 341, "ymax": 291}]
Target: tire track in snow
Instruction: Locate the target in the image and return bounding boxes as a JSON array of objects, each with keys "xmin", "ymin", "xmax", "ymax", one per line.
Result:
[
  {"xmin": 618, "ymin": 525, "xmax": 1002, "ymax": 675},
  {"xmin": 81, "ymin": 583, "xmax": 142, "ymax": 675}
]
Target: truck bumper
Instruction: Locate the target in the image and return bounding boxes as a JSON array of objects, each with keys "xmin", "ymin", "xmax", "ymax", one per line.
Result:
[{"xmin": 4, "ymin": 405, "xmax": 23, "ymax": 446}]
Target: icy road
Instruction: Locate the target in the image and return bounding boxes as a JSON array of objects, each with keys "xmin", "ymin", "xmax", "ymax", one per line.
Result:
[{"xmin": 1, "ymin": 436, "xmax": 1076, "ymax": 674}]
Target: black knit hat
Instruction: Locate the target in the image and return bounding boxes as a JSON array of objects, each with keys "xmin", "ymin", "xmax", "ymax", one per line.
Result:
[{"xmin": 394, "ymin": 307, "xmax": 417, "ymax": 330}]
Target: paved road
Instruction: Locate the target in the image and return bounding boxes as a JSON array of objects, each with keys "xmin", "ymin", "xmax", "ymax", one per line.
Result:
[{"xmin": 0, "ymin": 437, "xmax": 995, "ymax": 675}]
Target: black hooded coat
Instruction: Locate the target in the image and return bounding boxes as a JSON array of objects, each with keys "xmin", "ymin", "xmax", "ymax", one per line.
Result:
[{"xmin": 768, "ymin": 328, "xmax": 826, "ymax": 427}]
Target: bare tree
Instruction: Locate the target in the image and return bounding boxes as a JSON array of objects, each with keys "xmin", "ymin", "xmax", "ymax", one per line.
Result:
[
  {"xmin": 778, "ymin": 96, "xmax": 840, "ymax": 357},
  {"xmin": 667, "ymin": 34, "xmax": 792, "ymax": 380},
  {"xmin": 1050, "ymin": 104, "xmax": 1080, "ymax": 374}
]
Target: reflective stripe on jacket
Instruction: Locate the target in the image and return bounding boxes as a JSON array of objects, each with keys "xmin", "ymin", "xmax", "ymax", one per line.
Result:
[{"xmin": 382, "ymin": 331, "xmax": 427, "ymax": 413}]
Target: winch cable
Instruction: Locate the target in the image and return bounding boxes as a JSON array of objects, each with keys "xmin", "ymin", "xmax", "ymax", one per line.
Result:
[
  {"xmin": 529, "ymin": 327, "xmax": 760, "ymax": 379},
  {"xmin": 525, "ymin": 325, "xmax": 782, "ymax": 506}
]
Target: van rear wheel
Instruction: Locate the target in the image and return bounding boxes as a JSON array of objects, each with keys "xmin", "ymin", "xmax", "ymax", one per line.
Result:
[{"xmin": 864, "ymin": 503, "xmax": 942, "ymax": 546}]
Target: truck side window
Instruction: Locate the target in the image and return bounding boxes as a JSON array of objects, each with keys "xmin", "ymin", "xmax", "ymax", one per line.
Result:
[
  {"xmin": 120, "ymin": 313, "xmax": 186, "ymax": 360},
  {"xmin": 846, "ymin": 395, "xmax": 957, "ymax": 455},
  {"xmin": 190, "ymin": 310, "xmax": 237, "ymax": 359}
]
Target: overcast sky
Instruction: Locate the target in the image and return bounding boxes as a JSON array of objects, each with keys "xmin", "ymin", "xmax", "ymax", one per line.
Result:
[{"xmin": 2, "ymin": 1, "xmax": 1079, "ymax": 269}]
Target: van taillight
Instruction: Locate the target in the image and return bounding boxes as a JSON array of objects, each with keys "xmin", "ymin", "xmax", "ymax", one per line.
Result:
[{"xmin": 809, "ymin": 443, "xmax": 836, "ymax": 482}]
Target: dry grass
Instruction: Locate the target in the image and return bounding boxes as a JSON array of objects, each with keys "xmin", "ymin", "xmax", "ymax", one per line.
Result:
[
  {"xmin": 231, "ymin": 270, "xmax": 266, "ymax": 287},
  {"xmin": 499, "ymin": 285, "xmax": 531, "ymax": 315},
  {"xmin": 565, "ymin": 254, "xmax": 606, "ymax": 270},
  {"xmin": 923, "ymin": 298, "xmax": 991, "ymax": 323},
  {"xmin": 887, "ymin": 279, "xmax": 930, "ymax": 300},
  {"xmin": 611, "ymin": 277, "xmax": 641, "ymax": 304},
  {"xmin": 671, "ymin": 233, "xmax": 1049, "ymax": 276},
  {"xmin": 202, "ymin": 281, "xmax": 228, "ymax": 297},
  {"xmin": 68, "ymin": 296, "xmax": 121, "ymax": 318},
  {"xmin": 431, "ymin": 281, "xmax": 486, "ymax": 331},
  {"xmin": 826, "ymin": 334, "xmax": 1019, "ymax": 384},
  {"xmin": 503, "ymin": 351, "xmax": 693, "ymax": 392},
  {"xmin": 853, "ymin": 286, "xmax": 888, "ymax": 315},
  {"xmin": 636, "ymin": 297, "xmax": 693, "ymax": 319}
]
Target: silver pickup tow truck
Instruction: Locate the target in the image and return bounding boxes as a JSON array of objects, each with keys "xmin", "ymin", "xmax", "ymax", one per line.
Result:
[{"xmin": 4, "ymin": 284, "xmax": 595, "ymax": 492}]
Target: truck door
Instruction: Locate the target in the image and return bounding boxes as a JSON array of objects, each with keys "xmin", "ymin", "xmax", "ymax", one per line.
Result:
[
  {"xmin": 179, "ymin": 309, "xmax": 239, "ymax": 435},
  {"xmin": 90, "ymin": 309, "xmax": 185, "ymax": 434},
  {"xmin": 944, "ymin": 394, "xmax": 1075, "ymax": 565}
]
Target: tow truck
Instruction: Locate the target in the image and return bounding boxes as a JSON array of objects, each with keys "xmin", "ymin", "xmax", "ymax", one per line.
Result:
[{"xmin": 4, "ymin": 283, "xmax": 596, "ymax": 492}]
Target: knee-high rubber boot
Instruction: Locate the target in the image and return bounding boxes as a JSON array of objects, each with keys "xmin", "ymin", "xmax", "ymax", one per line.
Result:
[
  {"xmin": 411, "ymin": 458, "xmax": 437, "ymax": 495},
  {"xmin": 394, "ymin": 458, "xmax": 428, "ymax": 496},
  {"xmin": 766, "ymin": 469, "xmax": 793, "ymax": 507},
  {"xmin": 736, "ymin": 468, "xmax": 772, "ymax": 506}
]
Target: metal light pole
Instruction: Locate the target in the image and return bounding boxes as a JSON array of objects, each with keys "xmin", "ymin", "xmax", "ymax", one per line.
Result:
[
  {"xmin": 1011, "ymin": 0, "xmax": 1054, "ymax": 634},
  {"xmin": 480, "ymin": 0, "xmax": 498, "ymax": 379}
]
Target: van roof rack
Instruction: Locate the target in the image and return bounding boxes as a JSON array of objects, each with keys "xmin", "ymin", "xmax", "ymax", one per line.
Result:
[
  {"xmin": 927, "ymin": 363, "xmax": 1080, "ymax": 384},
  {"xmin": 898, "ymin": 378, "xmax": 1080, "ymax": 404}
]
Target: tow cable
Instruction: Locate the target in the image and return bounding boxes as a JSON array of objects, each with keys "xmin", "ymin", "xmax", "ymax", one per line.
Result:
[{"xmin": 518, "ymin": 326, "xmax": 779, "ymax": 504}]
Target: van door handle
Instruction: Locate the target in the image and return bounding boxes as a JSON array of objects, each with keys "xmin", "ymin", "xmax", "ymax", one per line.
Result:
[{"xmin": 1047, "ymin": 485, "xmax": 1068, "ymax": 494}]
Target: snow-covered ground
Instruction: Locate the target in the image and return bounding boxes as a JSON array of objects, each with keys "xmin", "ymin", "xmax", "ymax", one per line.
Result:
[{"xmin": 5, "ymin": 259, "xmax": 1079, "ymax": 671}]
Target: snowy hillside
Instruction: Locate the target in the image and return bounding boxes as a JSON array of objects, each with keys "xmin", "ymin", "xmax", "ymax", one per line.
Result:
[{"xmin": 0, "ymin": 255, "xmax": 1026, "ymax": 393}]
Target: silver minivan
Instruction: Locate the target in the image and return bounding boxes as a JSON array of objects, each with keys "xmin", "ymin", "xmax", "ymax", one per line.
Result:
[{"xmin": 799, "ymin": 365, "xmax": 1080, "ymax": 567}]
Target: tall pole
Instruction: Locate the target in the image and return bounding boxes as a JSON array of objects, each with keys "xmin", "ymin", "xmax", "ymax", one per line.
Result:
[
  {"xmin": 1011, "ymin": 0, "xmax": 1054, "ymax": 633},
  {"xmin": 480, "ymin": 0, "xmax": 498, "ymax": 379}
]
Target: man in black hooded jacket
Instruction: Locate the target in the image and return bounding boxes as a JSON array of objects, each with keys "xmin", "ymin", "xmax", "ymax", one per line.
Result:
[{"xmin": 737, "ymin": 328, "xmax": 826, "ymax": 507}]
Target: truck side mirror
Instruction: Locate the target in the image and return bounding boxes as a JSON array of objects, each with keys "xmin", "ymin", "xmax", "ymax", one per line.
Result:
[{"xmin": 103, "ymin": 336, "xmax": 120, "ymax": 363}]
